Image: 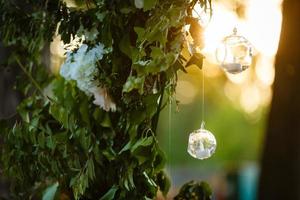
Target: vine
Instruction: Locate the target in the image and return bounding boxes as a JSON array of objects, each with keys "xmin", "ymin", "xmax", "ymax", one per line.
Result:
[{"xmin": 0, "ymin": 0, "xmax": 212, "ymax": 199}]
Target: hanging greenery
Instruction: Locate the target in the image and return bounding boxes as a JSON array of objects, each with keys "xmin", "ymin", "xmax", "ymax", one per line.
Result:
[{"xmin": 0, "ymin": 0, "xmax": 212, "ymax": 199}]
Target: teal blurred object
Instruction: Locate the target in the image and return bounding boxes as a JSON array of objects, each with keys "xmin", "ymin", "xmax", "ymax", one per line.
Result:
[{"xmin": 238, "ymin": 163, "xmax": 259, "ymax": 200}]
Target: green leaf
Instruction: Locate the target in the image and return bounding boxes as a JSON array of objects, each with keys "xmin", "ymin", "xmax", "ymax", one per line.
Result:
[
  {"xmin": 127, "ymin": 168, "xmax": 135, "ymax": 189},
  {"xmin": 119, "ymin": 136, "xmax": 154, "ymax": 162},
  {"xmin": 46, "ymin": 136, "xmax": 56, "ymax": 151},
  {"xmin": 132, "ymin": 148, "xmax": 150, "ymax": 164},
  {"xmin": 100, "ymin": 185, "xmax": 118, "ymax": 200},
  {"xmin": 119, "ymin": 34, "xmax": 141, "ymax": 62},
  {"xmin": 93, "ymin": 107, "xmax": 105, "ymax": 122},
  {"xmin": 186, "ymin": 53, "xmax": 204, "ymax": 70},
  {"xmin": 154, "ymin": 148, "xmax": 166, "ymax": 171},
  {"xmin": 143, "ymin": 94, "xmax": 160, "ymax": 117},
  {"xmin": 143, "ymin": 0, "xmax": 158, "ymax": 11},
  {"xmin": 70, "ymin": 171, "xmax": 89, "ymax": 200},
  {"xmin": 42, "ymin": 182, "xmax": 59, "ymax": 200},
  {"xmin": 103, "ymin": 147, "xmax": 116, "ymax": 161},
  {"xmin": 38, "ymin": 132, "xmax": 46, "ymax": 148},
  {"xmin": 143, "ymin": 171, "xmax": 157, "ymax": 187},
  {"xmin": 96, "ymin": 11, "xmax": 107, "ymax": 22},
  {"xmin": 93, "ymin": 144, "xmax": 102, "ymax": 164},
  {"xmin": 119, "ymin": 34, "xmax": 133, "ymax": 59},
  {"xmin": 150, "ymin": 47, "xmax": 163, "ymax": 58},
  {"xmin": 100, "ymin": 113, "xmax": 112, "ymax": 128},
  {"xmin": 79, "ymin": 98, "xmax": 91, "ymax": 127},
  {"xmin": 119, "ymin": 139, "xmax": 135, "ymax": 154},
  {"xmin": 134, "ymin": 27, "xmax": 145, "ymax": 43},
  {"xmin": 157, "ymin": 171, "xmax": 170, "ymax": 197},
  {"xmin": 174, "ymin": 181, "xmax": 212, "ymax": 200},
  {"xmin": 172, "ymin": 60, "xmax": 187, "ymax": 73},
  {"xmin": 49, "ymin": 104, "xmax": 69, "ymax": 129},
  {"xmin": 131, "ymin": 136, "xmax": 153, "ymax": 152},
  {"xmin": 87, "ymin": 159, "xmax": 95, "ymax": 180},
  {"xmin": 123, "ymin": 76, "xmax": 145, "ymax": 94}
]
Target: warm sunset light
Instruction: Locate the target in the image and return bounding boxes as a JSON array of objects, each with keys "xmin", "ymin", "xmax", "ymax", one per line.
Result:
[
  {"xmin": 3, "ymin": 1, "xmax": 300, "ymax": 199},
  {"xmin": 179, "ymin": 0, "xmax": 283, "ymax": 113}
]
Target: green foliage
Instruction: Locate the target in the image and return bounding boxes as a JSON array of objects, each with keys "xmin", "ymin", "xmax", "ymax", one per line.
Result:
[
  {"xmin": 0, "ymin": 0, "xmax": 212, "ymax": 199},
  {"xmin": 174, "ymin": 181, "xmax": 212, "ymax": 200}
]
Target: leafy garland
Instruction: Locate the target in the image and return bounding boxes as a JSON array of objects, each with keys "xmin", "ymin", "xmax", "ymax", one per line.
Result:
[{"xmin": 0, "ymin": 0, "xmax": 212, "ymax": 199}]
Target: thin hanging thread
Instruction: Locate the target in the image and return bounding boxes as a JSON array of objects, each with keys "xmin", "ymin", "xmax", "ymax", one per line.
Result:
[
  {"xmin": 201, "ymin": 66, "xmax": 205, "ymax": 127},
  {"xmin": 168, "ymin": 99, "xmax": 172, "ymax": 182}
]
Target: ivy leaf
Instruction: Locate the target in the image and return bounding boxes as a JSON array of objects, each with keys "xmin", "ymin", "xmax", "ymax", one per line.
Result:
[
  {"xmin": 119, "ymin": 34, "xmax": 133, "ymax": 59},
  {"xmin": 173, "ymin": 60, "xmax": 187, "ymax": 73},
  {"xmin": 42, "ymin": 182, "xmax": 59, "ymax": 200},
  {"xmin": 100, "ymin": 113, "xmax": 112, "ymax": 128},
  {"xmin": 119, "ymin": 139, "xmax": 135, "ymax": 154},
  {"xmin": 46, "ymin": 135, "xmax": 56, "ymax": 151},
  {"xmin": 70, "ymin": 170, "xmax": 89, "ymax": 200},
  {"xmin": 79, "ymin": 98, "xmax": 91, "ymax": 127},
  {"xmin": 153, "ymin": 148, "xmax": 166, "ymax": 171},
  {"xmin": 119, "ymin": 136, "xmax": 153, "ymax": 156},
  {"xmin": 174, "ymin": 181, "xmax": 212, "ymax": 200},
  {"xmin": 87, "ymin": 159, "xmax": 95, "ymax": 180},
  {"xmin": 49, "ymin": 104, "xmax": 69, "ymax": 129},
  {"xmin": 143, "ymin": 94, "xmax": 160, "ymax": 117},
  {"xmin": 131, "ymin": 136, "xmax": 153, "ymax": 152},
  {"xmin": 123, "ymin": 76, "xmax": 145, "ymax": 94},
  {"xmin": 123, "ymin": 166, "xmax": 135, "ymax": 191},
  {"xmin": 156, "ymin": 171, "xmax": 170, "ymax": 197},
  {"xmin": 103, "ymin": 147, "xmax": 116, "ymax": 161},
  {"xmin": 134, "ymin": 27, "xmax": 145, "ymax": 43},
  {"xmin": 127, "ymin": 168, "xmax": 135, "ymax": 189},
  {"xmin": 120, "ymin": 30, "xmax": 145, "ymax": 62},
  {"xmin": 100, "ymin": 185, "xmax": 118, "ymax": 200},
  {"xmin": 143, "ymin": 0, "xmax": 158, "ymax": 11},
  {"xmin": 131, "ymin": 137, "xmax": 155, "ymax": 164},
  {"xmin": 186, "ymin": 53, "xmax": 204, "ymax": 70},
  {"xmin": 150, "ymin": 47, "xmax": 164, "ymax": 58},
  {"xmin": 96, "ymin": 12, "xmax": 107, "ymax": 22},
  {"xmin": 38, "ymin": 132, "xmax": 46, "ymax": 148},
  {"xmin": 144, "ymin": 172, "xmax": 157, "ymax": 187}
]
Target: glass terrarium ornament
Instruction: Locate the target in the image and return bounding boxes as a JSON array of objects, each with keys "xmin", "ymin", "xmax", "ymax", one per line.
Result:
[
  {"xmin": 187, "ymin": 121, "xmax": 217, "ymax": 160},
  {"xmin": 216, "ymin": 27, "xmax": 253, "ymax": 74}
]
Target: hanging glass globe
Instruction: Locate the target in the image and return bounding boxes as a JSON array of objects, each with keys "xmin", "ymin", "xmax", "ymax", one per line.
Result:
[
  {"xmin": 187, "ymin": 122, "xmax": 217, "ymax": 160},
  {"xmin": 216, "ymin": 28, "xmax": 253, "ymax": 74}
]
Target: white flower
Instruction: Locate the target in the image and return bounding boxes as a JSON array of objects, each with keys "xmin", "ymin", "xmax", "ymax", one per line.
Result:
[
  {"xmin": 91, "ymin": 87, "xmax": 116, "ymax": 112},
  {"xmin": 64, "ymin": 34, "xmax": 85, "ymax": 52},
  {"xmin": 60, "ymin": 43, "xmax": 116, "ymax": 112}
]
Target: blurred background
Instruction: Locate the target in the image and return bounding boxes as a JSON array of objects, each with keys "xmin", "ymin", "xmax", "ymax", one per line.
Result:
[
  {"xmin": 0, "ymin": 0, "xmax": 284, "ymax": 199},
  {"xmin": 156, "ymin": 0, "xmax": 283, "ymax": 199}
]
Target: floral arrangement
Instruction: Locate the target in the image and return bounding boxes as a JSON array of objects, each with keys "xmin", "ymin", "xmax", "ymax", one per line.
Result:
[
  {"xmin": 0, "ymin": 0, "xmax": 212, "ymax": 199},
  {"xmin": 60, "ymin": 43, "xmax": 116, "ymax": 111}
]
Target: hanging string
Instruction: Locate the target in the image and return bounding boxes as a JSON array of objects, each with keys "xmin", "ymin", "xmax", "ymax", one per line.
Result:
[
  {"xmin": 201, "ymin": 65, "xmax": 205, "ymax": 126},
  {"xmin": 168, "ymin": 98, "xmax": 172, "ymax": 182}
]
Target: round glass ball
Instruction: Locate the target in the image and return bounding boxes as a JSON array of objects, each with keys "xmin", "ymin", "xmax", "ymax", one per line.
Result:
[
  {"xmin": 216, "ymin": 28, "xmax": 253, "ymax": 74},
  {"xmin": 187, "ymin": 128, "xmax": 217, "ymax": 160}
]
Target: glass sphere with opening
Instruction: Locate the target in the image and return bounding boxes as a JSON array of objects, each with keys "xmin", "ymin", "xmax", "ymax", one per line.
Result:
[{"xmin": 216, "ymin": 28, "xmax": 253, "ymax": 74}]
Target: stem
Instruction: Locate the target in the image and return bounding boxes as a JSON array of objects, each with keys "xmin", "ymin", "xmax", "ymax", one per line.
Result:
[
  {"xmin": 15, "ymin": 56, "xmax": 45, "ymax": 97},
  {"xmin": 152, "ymin": 76, "xmax": 166, "ymax": 133}
]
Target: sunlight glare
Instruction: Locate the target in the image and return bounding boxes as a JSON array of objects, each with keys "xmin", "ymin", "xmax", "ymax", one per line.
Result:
[{"xmin": 196, "ymin": 0, "xmax": 283, "ymax": 113}]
